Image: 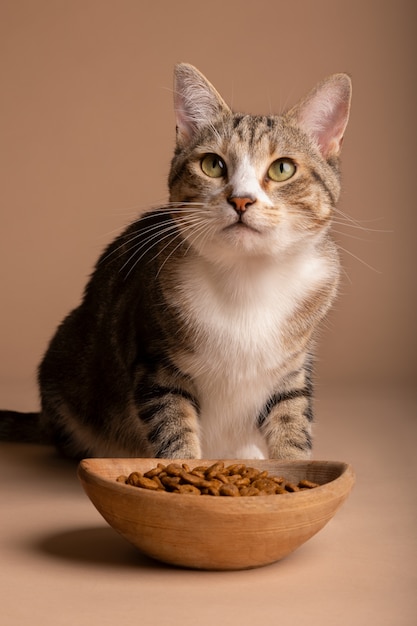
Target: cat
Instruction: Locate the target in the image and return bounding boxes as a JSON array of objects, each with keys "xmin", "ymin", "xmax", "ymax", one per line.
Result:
[{"xmin": 0, "ymin": 63, "xmax": 351, "ymax": 460}]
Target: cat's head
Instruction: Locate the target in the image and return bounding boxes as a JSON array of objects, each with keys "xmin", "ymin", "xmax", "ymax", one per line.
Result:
[{"xmin": 168, "ymin": 63, "xmax": 351, "ymax": 264}]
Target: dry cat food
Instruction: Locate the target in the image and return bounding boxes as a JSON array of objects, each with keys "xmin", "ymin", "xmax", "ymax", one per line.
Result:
[{"xmin": 116, "ymin": 461, "xmax": 320, "ymax": 496}]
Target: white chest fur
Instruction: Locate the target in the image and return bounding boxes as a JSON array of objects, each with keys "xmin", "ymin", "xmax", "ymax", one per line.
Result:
[{"xmin": 173, "ymin": 250, "xmax": 330, "ymax": 457}]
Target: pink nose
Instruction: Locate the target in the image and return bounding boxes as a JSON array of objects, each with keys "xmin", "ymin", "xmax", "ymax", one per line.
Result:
[{"xmin": 228, "ymin": 196, "xmax": 255, "ymax": 213}]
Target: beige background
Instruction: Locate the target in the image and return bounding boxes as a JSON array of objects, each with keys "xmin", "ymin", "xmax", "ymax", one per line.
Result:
[
  {"xmin": 1, "ymin": 0, "xmax": 416, "ymax": 408},
  {"xmin": 1, "ymin": 2, "xmax": 416, "ymax": 625}
]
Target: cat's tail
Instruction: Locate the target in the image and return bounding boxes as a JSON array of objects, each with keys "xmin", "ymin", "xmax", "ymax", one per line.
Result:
[{"xmin": 0, "ymin": 410, "xmax": 52, "ymax": 445}]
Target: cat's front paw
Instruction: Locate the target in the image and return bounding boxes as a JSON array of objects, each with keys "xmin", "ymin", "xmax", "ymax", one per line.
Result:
[
  {"xmin": 267, "ymin": 445, "xmax": 312, "ymax": 461},
  {"xmin": 152, "ymin": 433, "xmax": 202, "ymax": 460}
]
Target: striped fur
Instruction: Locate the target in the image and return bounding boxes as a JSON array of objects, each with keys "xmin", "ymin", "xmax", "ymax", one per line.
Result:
[{"xmin": 9, "ymin": 64, "xmax": 351, "ymax": 459}]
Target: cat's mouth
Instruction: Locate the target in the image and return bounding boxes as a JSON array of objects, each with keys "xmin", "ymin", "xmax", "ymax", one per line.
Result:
[{"xmin": 224, "ymin": 220, "xmax": 260, "ymax": 234}]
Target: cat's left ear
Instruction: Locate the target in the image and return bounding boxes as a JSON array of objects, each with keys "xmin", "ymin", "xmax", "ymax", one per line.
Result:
[
  {"xmin": 289, "ymin": 74, "xmax": 352, "ymax": 159},
  {"xmin": 173, "ymin": 63, "xmax": 231, "ymax": 146}
]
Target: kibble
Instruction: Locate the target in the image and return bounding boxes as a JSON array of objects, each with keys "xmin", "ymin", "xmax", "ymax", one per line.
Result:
[{"xmin": 117, "ymin": 461, "xmax": 320, "ymax": 497}]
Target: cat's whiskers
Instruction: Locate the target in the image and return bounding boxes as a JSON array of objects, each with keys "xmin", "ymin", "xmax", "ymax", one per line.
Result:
[
  {"xmin": 331, "ymin": 209, "xmax": 386, "ymax": 273},
  {"xmin": 331, "ymin": 228, "xmax": 374, "ymax": 242},
  {"xmin": 102, "ymin": 205, "xmax": 206, "ymax": 264},
  {"xmin": 333, "ymin": 207, "xmax": 390, "ymax": 234},
  {"xmin": 122, "ymin": 225, "xmax": 183, "ymax": 278},
  {"xmin": 181, "ymin": 215, "xmax": 218, "ymax": 258},
  {"xmin": 120, "ymin": 218, "xmax": 190, "ymax": 276},
  {"xmin": 154, "ymin": 212, "xmax": 219, "ymax": 276},
  {"xmin": 121, "ymin": 212, "xmax": 209, "ymax": 278},
  {"xmin": 331, "ymin": 220, "xmax": 372, "ymax": 232},
  {"xmin": 100, "ymin": 201, "xmax": 174, "ymax": 236},
  {"xmin": 332, "ymin": 206, "xmax": 369, "ymax": 229},
  {"xmin": 156, "ymin": 212, "xmax": 215, "ymax": 262},
  {"xmin": 118, "ymin": 203, "xmax": 207, "ymax": 228},
  {"xmin": 335, "ymin": 243, "xmax": 381, "ymax": 274},
  {"xmin": 273, "ymin": 204, "xmax": 382, "ymax": 274},
  {"xmin": 153, "ymin": 219, "xmax": 209, "ymax": 279},
  {"xmin": 150, "ymin": 213, "xmax": 209, "ymax": 258}
]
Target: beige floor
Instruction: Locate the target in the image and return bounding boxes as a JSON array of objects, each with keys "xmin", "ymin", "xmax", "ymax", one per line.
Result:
[{"xmin": 1, "ymin": 384, "xmax": 416, "ymax": 626}]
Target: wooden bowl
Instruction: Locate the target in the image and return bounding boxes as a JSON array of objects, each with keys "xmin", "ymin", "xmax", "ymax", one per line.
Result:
[{"xmin": 78, "ymin": 458, "xmax": 354, "ymax": 570}]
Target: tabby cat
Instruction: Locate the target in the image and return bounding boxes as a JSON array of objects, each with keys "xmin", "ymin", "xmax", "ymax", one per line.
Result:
[{"xmin": 0, "ymin": 63, "xmax": 351, "ymax": 460}]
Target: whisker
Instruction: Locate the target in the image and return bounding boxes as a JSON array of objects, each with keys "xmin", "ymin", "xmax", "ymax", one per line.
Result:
[
  {"xmin": 155, "ymin": 215, "xmax": 213, "ymax": 264},
  {"xmin": 339, "ymin": 265, "xmax": 353, "ymax": 285},
  {"xmin": 102, "ymin": 213, "xmax": 206, "ymax": 265},
  {"xmin": 122, "ymin": 228, "xmax": 182, "ymax": 279},
  {"xmin": 331, "ymin": 228, "xmax": 376, "ymax": 242},
  {"xmin": 121, "ymin": 224, "xmax": 185, "ymax": 275},
  {"xmin": 331, "ymin": 219, "xmax": 379, "ymax": 232},
  {"xmin": 336, "ymin": 244, "xmax": 381, "ymax": 273},
  {"xmin": 154, "ymin": 215, "xmax": 217, "ymax": 275},
  {"xmin": 96, "ymin": 206, "xmax": 186, "ymax": 242},
  {"xmin": 182, "ymin": 218, "xmax": 218, "ymax": 258},
  {"xmin": 333, "ymin": 207, "xmax": 390, "ymax": 233},
  {"xmin": 121, "ymin": 215, "xmax": 209, "ymax": 278},
  {"xmin": 154, "ymin": 232, "xmax": 192, "ymax": 278}
]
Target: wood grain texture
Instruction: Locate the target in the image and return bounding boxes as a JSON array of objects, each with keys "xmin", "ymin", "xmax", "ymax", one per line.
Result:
[{"xmin": 78, "ymin": 458, "xmax": 354, "ymax": 570}]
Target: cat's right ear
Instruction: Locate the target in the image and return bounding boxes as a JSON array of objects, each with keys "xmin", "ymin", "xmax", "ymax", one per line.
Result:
[{"xmin": 173, "ymin": 63, "xmax": 230, "ymax": 146}]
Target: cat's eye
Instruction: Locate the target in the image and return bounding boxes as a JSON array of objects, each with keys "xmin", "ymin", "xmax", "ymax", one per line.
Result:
[
  {"xmin": 201, "ymin": 154, "xmax": 227, "ymax": 178},
  {"xmin": 267, "ymin": 158, "xmax": 296, "ymax": 182}
]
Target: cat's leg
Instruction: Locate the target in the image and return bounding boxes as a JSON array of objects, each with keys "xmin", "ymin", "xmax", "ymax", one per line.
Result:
[
  {"xmin": 256, "ymin": 369, "xmax": 313, "ymax": 460},
  {"xmin": 135, "ymin": 380, "xmax": 201, "ymax": 459}
]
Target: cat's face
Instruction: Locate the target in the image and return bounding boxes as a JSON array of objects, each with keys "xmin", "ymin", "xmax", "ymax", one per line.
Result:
[{"xmin": 168, "ymin": 65, "xmax": 351, "ymax": 264}]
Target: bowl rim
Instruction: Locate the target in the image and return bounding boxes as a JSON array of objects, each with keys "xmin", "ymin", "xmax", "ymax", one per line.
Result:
[{"xmin": 78, "ymin": 458, "xmax": 355, "ymax": 504}]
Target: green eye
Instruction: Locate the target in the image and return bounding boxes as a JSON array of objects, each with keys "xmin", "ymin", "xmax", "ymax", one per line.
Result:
[
  {"xmin": 268, "ymin": 158, "xmax": 296, "ymax": 182},
  {"xmin": 201, "ymin": 154, "xmax": 226, "ymax": 178}
]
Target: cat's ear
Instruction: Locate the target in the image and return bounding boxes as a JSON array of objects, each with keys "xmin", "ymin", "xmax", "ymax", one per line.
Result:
[
  {"xmin": 173, "ymin": 63, "xmax": 231, "ymax": 146},
  {"xmin": 289, "ymin": 74, "xmax": 352, "ymax": 159}
]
